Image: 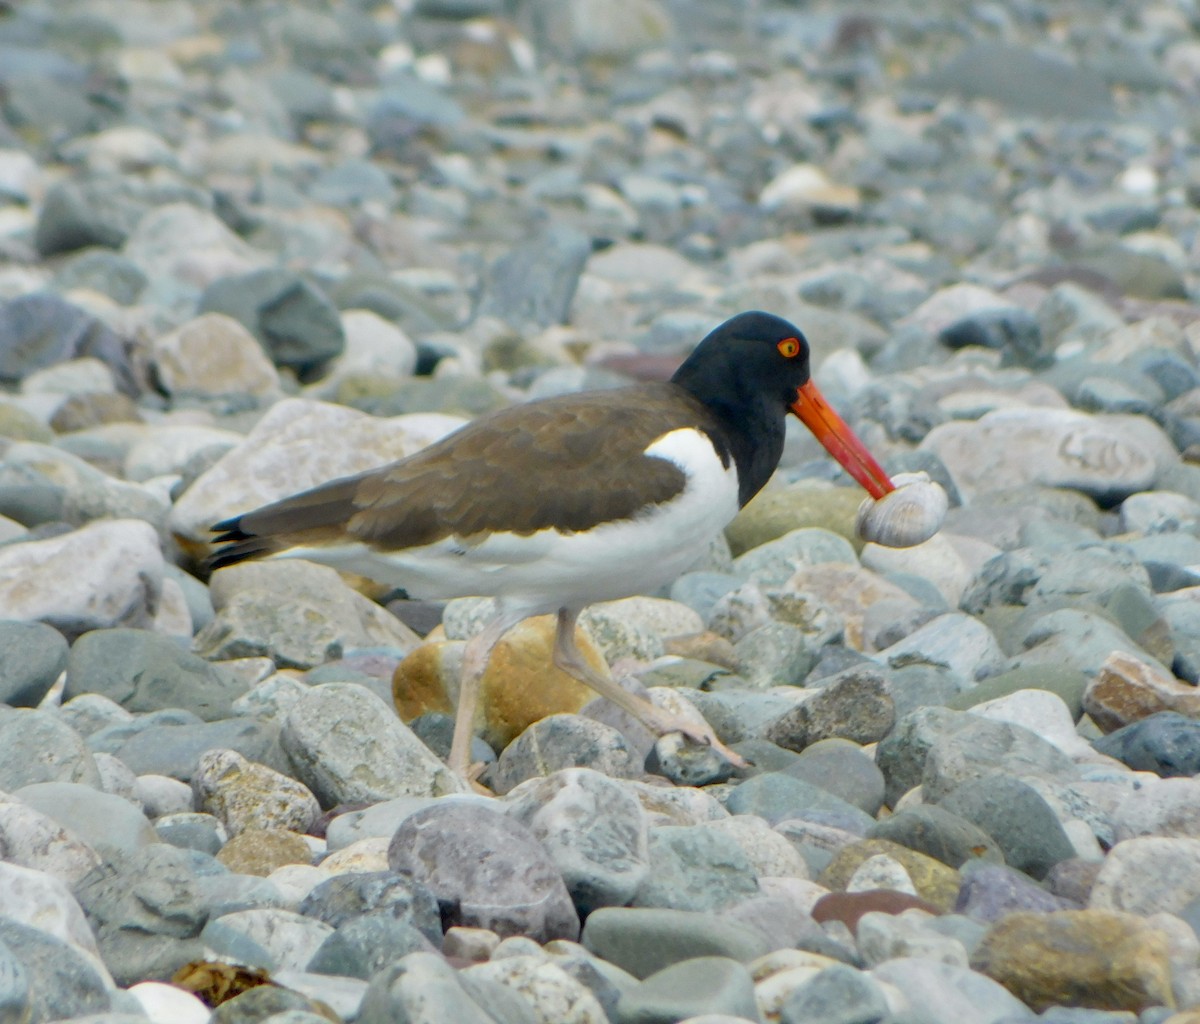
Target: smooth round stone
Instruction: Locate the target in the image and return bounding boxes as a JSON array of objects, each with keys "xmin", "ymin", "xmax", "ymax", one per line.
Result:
[
  {"xmin": 52, "ymin": 248, "xmax": 149, "ymax": 305},
  {"xmin": 972, "ymin": 910, "xmax": 1174, "ymax": 1013},
  {"xmin": 0, "ymin": 790, "xmax": 101, "ymax": 886},
  {"xmin": 1092, "ymin": 711, "xmax": 1200, "ymax": 777},
  {"xmin": 298, "ymin": 871, "xmax": 442, "ymax": 944},
  {"xmin": 93, "ymin": 715, "xmax": 284, "ymax": 783},
  {"xmin": 151, "ymin": 312, "xmax": 281, "ymax": 399},
  {"xmin": 475, "ymin": 223, "xmax": 591, "ymax": 330},
  {"xmin": 388, "ymin": 802, "xmax": 579, "ymax": 942},
  {"xmin": 876, "ymin": 611, "xmax": 1005, "ymax": 683},
  {"xmin": 281, "ymin": 682, "xmax": 463, "ymax": 805},
  {"xmin": 201, "ymin": 908, "xmax": 333, "ymax": 974},
  {"xmin": 669, "ymin": 572, "xmax": 742, "ymax": 620},
  {"xmin": 0, "ymin": 519, "xmax": 164, "ymax": 640},
  {"xmin": 968, "ymin": 688, "xmax": 1097, "ymax": 760},
  {"xmin": 765, "ymin": 666, "xmax": 895, "ymax": 753},
  {"xmin": 216, "ymin": 828, "xmax": 313, "ymax": 876},
  {"xmin": 946, "ymin": 665, "xmax": 1088, "ymax": 719},
  {"xmin": 811, "ymin": 889, "xmax": 942, "ymax": 934},
  {"xmin": 731, "ymin": 527, "xmax": 858, "ymax": 588},
  {"xmin": 725, "ymin": 772, "xmax": 874, "ymax": 832},
  {"xmin": 127, "ymin": 981, "xmax": 210, "ymax": 1024},
  {"xmin": 193, "ymin": 748, "xmax": 319, "ymax": 837},
  {"xmin": 307, "ymin": 915, "xmax": 435, "ymax": 979},
  {"xmin": 66, "ymin": 627, "xmax": 247, "ymax": 721},
  {"xmin": 208, "ymin": 983, "xmax": 335, "ymax": 1024},
  {"xmin": 198, "ymin": 268, "xmax": 344, "ymax": 377},
  {"xmin": 617, "ymin": 957, "xmax": 758, "ymax": 1024},
  {"xmin": 0, "ymin": 708, "xmax": 100, "ymax": 790},
  {"xmin": 156, "ymin": 813, "xmax": 226, "ymax": 856},
  {"xmin": 777, "ymin": 961, "xmax": 888, "ymax": 1024},
  {"xmin": 0, "ymin": 918, "xmax": 112, "ymax": 1022},
  {"xmin": 357, "ymin": 952, "xmax": 501, "ymax": 1024},
  {"xmin": 870, "ymin": 956, "xmax": 1030, "ymax": 1024},
  {"xmin": 632, "ymin": 825, "xmax": 760, "ymax": 913},
  {"xmin": 582, "ymin": 908, "xmax": 771, "ymax": 981},
  {"xmin": 1091, "ymin": 836, "xmax": 1200, "ymax": 917},
  {"xmin": 857, "ymin": 911, "xmax": 968, "ymax": 968},
  {"xmin": 701, "ymin": 816, "xmax": 809, "ymax": 880},
  {"xmin": 784, "ymin": 739, "xmax": 886, "ymax": 816},
  {"xmin": 490, "ymin": 714, "xmax": 640, "ymax": 796},
  {"xmin": 874, "ymin": 706, "xmax": 964, "ymax": 807},
  {"xmin": 503, "ymin": 768, "xmax": 650, "ymax": 915},
  {"xmin": 0, "ymin": 860, "xmax": 105, "ymax": 976},
  {"xmin": 725, "ymin": 484, "xmax": 864, "ymax": 556},
  {"xmin": 648, "ymin": 731, "xmax": 736, "ymax": 788},
  {"xmin": 938, "ymin": 775, "xmax": 1078, "ymax": 881},
  {"xmin": 0, "ymin": 619, "xmax": 68, "ymax": 706},
  {"xmin": 955, "ymin": 861, "xmax": 1077, "ymax": 923},
  {"xmin": 921, "ymin": 408, "xmax": 1166, "ymax": 504},
  {"xmin": 868, "ymin": 805, "xmax": 1003, "ymax": 869},
  {"xmin": 16, "ymin": 781, "xmax": 156, "ymax": 857}
]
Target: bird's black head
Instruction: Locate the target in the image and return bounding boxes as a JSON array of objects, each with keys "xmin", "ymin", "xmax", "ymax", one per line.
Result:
[
  {"xmin": 673, "ymin": 310, "xmax": 895, "ymax": 503},
  {"xmin": 671, "ymin": 310, "xmax": 812, "ymax": 414}
]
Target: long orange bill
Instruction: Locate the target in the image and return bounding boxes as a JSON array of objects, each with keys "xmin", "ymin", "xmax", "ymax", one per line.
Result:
[{"xmin": 790, "ymin": 379, "xmax": 895, "ymax": 500}]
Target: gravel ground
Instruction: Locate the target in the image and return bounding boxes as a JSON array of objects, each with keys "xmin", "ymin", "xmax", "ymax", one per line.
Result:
[{"xmin": 1, "ymin": 1, "xmax": 1200, "ymax": 1022}]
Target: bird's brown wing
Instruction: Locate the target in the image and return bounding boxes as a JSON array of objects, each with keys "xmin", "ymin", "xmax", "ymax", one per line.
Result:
[{"xmin": 209, "ymin": 384, "xmax": 728, "ymax": 568}]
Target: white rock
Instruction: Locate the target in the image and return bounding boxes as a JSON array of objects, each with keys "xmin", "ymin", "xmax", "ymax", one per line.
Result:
[
  {"xmin": 152, "ymin": 313, "xmax": 280, "ymax": 399},
  {"xmin": 21, "ymin": 357, "xmax": 117, "ymax": 395},
  {"xmin": 759, "ymin": 163, "xmax": 860, "ymax": 215},
  {"xmin": 970, "ymin": 689, "xmax": 1096, "ymax": 760},
  {"xmin": 464, "ymin": 954, "xmax": 609, "ymax": 1024},
  {"xmin": 702, "ymin": 815, "xmax": 810, "ymax": 879},
  {"xmin": 134, "ymin": 774, "xmax": 194, "ymax": 818},
  {"xmin": 325, "ymin": 308, "xmax": 418, "ymax": 380},
  {"xmin": 1090, "ymin": 836, "xmax": 1200, "ymax": 916},
  {"xmin": 0, "ymin": 792, "xmax": 100, "ymax": 886},
  {"xmin": 128, "ymin": 981, "xmax": 211, "ymax": 1024},
  {"xmin": 847, "ymin": 854, "xmax": 917, "ymax": 896},
  {"xmin": 0, "ymin": 519, "xmax": 164, "ymax": 638},
  {"xmin": 123, "ymin": 424, "xmax": 243, "ymax": 482}
]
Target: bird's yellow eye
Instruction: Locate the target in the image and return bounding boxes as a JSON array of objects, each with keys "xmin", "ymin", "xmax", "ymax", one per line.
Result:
[{"xmin": 777, "ymin": 337, "xmax": 801, "ymax": 358}]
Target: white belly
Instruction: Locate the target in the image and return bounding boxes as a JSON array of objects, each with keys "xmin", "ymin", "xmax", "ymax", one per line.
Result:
[{"xmin": 279, "ymin": 427, "xmax": 741, "ymax": 610}]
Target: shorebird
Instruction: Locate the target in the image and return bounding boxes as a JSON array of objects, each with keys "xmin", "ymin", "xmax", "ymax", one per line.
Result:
[{"xmin": 210, "ymin": 311, "xmax": 895, "ymax": 779}]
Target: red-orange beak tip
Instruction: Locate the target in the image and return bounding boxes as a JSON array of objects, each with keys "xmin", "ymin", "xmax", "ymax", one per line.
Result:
[{"xmin": 789, "ymin": 380, "xmax": 894, "ymax": 500}]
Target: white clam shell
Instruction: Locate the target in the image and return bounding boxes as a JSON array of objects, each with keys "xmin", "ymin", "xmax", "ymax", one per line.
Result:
[{"xmin": 855, "ymin": 471, "xmax": 948, "ymax": 548}]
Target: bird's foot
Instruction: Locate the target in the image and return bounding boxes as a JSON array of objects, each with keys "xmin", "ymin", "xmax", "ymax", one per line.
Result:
[{"xmin": 671, "ymin": 721, "xmax": 750, "ymax": 770}]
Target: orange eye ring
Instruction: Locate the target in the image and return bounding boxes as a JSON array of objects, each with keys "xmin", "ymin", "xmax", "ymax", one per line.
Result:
[{"xmin": 777, "ymin": 337, "xmax": 801, "ymax": 358}]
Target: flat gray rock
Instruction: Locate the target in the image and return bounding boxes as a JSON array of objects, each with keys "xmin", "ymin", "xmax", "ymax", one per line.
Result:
[
  {"xmin": 65, "ymin": 627, "xmax": 246, "ymax": 721},
  {"xmin": 616, "ymin": 956, "xmax": 758, "ymax": 1024},
  {"xmin": 0, "ymin": 708, "xmax": 100, "ymax": 790},
  {"xmin": 0, "ymin": 619, "xmax": 68, "ymax": 707}
]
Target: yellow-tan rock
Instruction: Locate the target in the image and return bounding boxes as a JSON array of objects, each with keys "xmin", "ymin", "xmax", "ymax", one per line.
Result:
[
  {"xmin": 817, "ymin": 838, "xmax": 960, "ymax": 912},
  {"xmin": 971, "ymin": 910, "xmax": 1175, "ymax": 1013}
]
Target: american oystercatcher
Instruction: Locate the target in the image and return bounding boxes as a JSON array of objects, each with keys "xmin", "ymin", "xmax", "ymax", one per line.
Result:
[{"xmin": 209, "ymin": 311, "xmax": 895, "ymax": 778}]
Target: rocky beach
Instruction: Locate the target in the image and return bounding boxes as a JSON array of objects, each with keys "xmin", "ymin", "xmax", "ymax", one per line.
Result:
[{"xmin": 2, "ymin": 0, "xmax": 1200, "ymax": 1022}]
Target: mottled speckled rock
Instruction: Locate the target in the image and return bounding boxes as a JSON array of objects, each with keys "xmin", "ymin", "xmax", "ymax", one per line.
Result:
[
  {"xmin": 503, "ymin": 769, "xmax": 650, "ymax": 914},
  {"xmin": 388, "ymin": 802, "xmax": 579, "ymax": 941},
  {"xmin": 282, "ymin": 683, "xmax": 464, "ymax": 805},
  {"xmin": 491, "ymin": 714, "xmax": 641, "ymax": 795},
  {"xmin": 632, "ymin": 825, "xmax": 760, "ymax": 913},
  {"xmin": 193, "ymin": 749, "xmax": 319, "ymax": 837},
  {"xmin": 765, "ymin": 666, "xmax": 895, "ymax": 752}
]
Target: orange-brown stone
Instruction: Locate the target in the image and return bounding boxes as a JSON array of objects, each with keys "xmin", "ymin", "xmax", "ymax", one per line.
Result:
[
  {"xmin": 392, "ymin": 640, "xmax": 458, "ymax": 721},
  {"xmin": 1084, "ymin": 650, "xmax": 1200, "ymax": 733}
]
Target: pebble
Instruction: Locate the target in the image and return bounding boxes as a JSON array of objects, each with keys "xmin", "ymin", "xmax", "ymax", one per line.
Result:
[
  {"xmin": 1, "ymin": 0, "xmax": 1199, "ymax": 1018},
  {"xmin": 387, "ymin": 802, "xmax": 579, "ymax": 942}
]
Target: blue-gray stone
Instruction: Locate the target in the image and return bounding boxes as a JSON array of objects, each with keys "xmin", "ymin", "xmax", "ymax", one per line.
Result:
[
  {"xmin": 939, "ymin": 307, "xmax": 1049, "ymax": 369},
  {"xmin": 725, "ymin": 770, "xmax": 875, "ymax": 832},
  {"xmin": 780, "ymin": 962, "xmax": 889, "ymax": 1024},
  {"xmin": 65, "ymin": 628, "xmax": 247, "ymax": 721},
  {"xmin": 478, "ymin": 223, "xmax": 592, "ymax": 330},
  {"xmin": 938, "ymin": 776, "xmax": 1077, "ymax": 881},
  {"xmin": 785, "ymin": 738, "xmax": 886, "ymax": 816},
  {"xmin": 0, "ymin": 920, "xmax": 111, "ymax": 1022},
  {"xmin": 868, "ymin": 804, "xmax": 1003, "ymax": 869},
  {"xmin": 616, "ymin": 956, "xmax": 758, "ymax": 1024},
  {"xmin": 308, "ymin": 916, "xmax": 436, "ymax": 979},
  {"xmin": 0, "ymin": 619, "xmax": 67, "ymax": 707},
  {"xmin": 92, "ymin": 715, "xmax": 285, "ymax": 783},
  {"xmin": 0, "ymin": 707, "xmax": 100, "ymax": 790},
  {"xmin": 581, "ymin": 907, "xmax": 773, "ymax": 980},
  {"xmin": 1092, "ymin": 711, "xmax": 1200, "ymax": 777},
  {"xmin": 298, "ymin": 871, "xmax": 442, "ymax": 944},
  {"xmin": 198, "ymin": 268, "xmax": 344, "ymax": 377},
  {"xmin": 632, "ymin": 825, "xmax": 760, "ymax": 913}
]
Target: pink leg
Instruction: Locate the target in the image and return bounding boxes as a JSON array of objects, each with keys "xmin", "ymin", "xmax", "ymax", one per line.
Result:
[{"xmin": 551, "ymin": 607, "xmax": 748, "ymax": 769}]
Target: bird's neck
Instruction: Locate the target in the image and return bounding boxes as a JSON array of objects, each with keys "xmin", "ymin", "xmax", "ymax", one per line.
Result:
[{"xmin": 673, "ymin": 374, "xmax": 786, "ymax": 508}]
